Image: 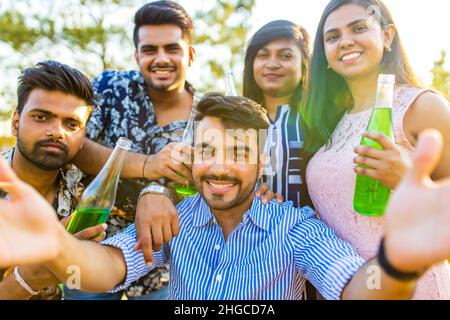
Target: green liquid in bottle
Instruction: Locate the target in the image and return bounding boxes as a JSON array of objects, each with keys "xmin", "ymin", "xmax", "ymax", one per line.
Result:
[
  {"xmin": 174, "ymin": 173, "xmax": 197, "ymax": 197},
  {"xmin": 66, "ymin": 207, "xmax": 111, "ymax": 235},
  {"xmin": 354, "ymin": 107, "xmax": 393, "ymax": 217}
]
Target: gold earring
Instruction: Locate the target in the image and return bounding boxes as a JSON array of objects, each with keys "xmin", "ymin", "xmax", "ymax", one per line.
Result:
[
  {"xmin": 385, "ymin": 47, "xmax": 392, "ymax": 52},
  {"xmin": 327, "ymin": 64, "xmax": 331, "ymax": 69}
]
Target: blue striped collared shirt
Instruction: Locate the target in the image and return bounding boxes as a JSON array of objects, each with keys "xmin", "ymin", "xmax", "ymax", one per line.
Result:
[{"xmin": 102, "ymin": 194, "xmax": 366, "ymax": 300}]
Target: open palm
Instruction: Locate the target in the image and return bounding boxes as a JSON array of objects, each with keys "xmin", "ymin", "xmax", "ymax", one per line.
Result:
[
  {"xmin": 384, "ymin": 130, "xmax": 450, "ymax": 272},
  {"xmin": 0, "ymin": 158, "xmax": 61, "ymax": 267}
]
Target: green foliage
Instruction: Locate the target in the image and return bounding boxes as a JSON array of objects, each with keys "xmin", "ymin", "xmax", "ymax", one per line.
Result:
[
  {"xmin": 193, "ymin": 0, "xmax": 255, "ymax": 92},
  {"xmin": 431, "ymin": 50, "xmax": 450, "ymax": 100}
]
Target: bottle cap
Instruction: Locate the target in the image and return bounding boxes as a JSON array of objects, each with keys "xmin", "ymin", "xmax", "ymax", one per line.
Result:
[{"xmin": 117, "ymin": 137, "xmax": 132, "ymax": 150}]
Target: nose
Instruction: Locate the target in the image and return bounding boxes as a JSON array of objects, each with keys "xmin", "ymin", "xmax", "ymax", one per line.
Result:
[
  {"xmin": 46, "ymin": 120, "xmax": 65, "ymax": 140},
  {"xmin": 265, "ymin": 57, "xmax": 281, "ymax": 70},
  {"xmin": 340, "ymin": 36, "xmax": 355, "ymax": 50},
  {"xmin": 154, "ymin": 48, "xmax": 171, "ymax": 65}
]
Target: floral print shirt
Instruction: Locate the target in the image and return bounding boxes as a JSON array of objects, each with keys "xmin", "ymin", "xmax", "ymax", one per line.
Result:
[
  {"xmin": 87, "ymin": 70, "xmax": 198, "ymax": 297},
  {"xmin": 0, "ymin": 148, "xmax": 86, "ymax": 300}
]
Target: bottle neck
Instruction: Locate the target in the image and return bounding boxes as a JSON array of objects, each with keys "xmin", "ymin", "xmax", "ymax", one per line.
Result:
[
  {"xmin": 374, "ymin": 82, "xmax": 394, "ymax": 109},
  {"xmin": 224, "ymin": 73, "xmax": 237, "ymax": 96}
]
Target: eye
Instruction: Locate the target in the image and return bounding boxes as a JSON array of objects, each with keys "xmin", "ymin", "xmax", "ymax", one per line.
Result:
[
  {"xmin": 31, "ymin": 114, "xmax": 48, "ymax": 121},
  {"xmin": 256, "ymin": 52, "xmax": 269, "ymax": 59},
  {"xmin": 281, "ymin": 53, "xmax": 294, "ymax": 60},
  {"xmin": 66, "ymin": 121, "xmax": 82, "ymax": 130},
  {"xmin": 325, "ymin": 34, "xmax": 339, "ymax": 43},
  {"xmin": 353, "ymin": 25, "xmax": 368, "ymax": 33}
]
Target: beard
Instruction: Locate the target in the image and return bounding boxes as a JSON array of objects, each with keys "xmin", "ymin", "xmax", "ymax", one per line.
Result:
[
  {"xmin": 17, "ymin": 137, "xmax": 71, "ymax": 171},
  {"xmin": 195, "ymin": 173, "xmax": 259, "ymax": 211}
]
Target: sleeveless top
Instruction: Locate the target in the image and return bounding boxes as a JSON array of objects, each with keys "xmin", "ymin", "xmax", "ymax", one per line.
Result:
[{"xmin": 306, "ymin": 85, "xmax": 450, "ymax": 299}]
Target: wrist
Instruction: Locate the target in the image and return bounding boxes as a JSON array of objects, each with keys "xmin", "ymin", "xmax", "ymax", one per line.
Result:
[
  {"xmin": 138, "ymin": 183, "xmax": 175, "ymax": 204},
  {"xmin": 142, "ymin": 155, "xmax": 157, "ymax": 180},
  {"xmin": 378, "ymin": 237, "xmax": 427, "ymax": 282}
]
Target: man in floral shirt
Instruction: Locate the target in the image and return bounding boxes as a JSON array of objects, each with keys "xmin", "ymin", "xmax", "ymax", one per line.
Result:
[
  {"xmin": 68, "ymin": 1, "xmax": 200, "ymax": 299},
  {"xmin": 0, "ymin": 61, "xmax": 104, "ymax": 300}
]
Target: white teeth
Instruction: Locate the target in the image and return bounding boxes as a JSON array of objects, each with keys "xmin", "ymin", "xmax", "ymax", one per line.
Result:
[
  {"xmin": 153, "ymin": 70, "xmax": 172, "ymax": 74},
  {"xmin": 341, "ymin": 52, "xmax": 361, "ymax": 61},
  {"xmin": 209, "ymin": 182, "xmax": 234, "ymax": 189}
]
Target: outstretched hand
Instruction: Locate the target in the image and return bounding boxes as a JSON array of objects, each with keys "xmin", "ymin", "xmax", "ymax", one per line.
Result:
[
  {"xmin": 0, "ymin": 158, "xmax": 62, "ymax": 267},
  {"xmin": 384, "ymin": 129, "xmax": 450, "ymax": 273}
]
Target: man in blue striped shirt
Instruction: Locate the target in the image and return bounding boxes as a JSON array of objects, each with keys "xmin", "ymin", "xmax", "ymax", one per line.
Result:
[{"xmin": 3, "ymin": 94, "xmax": 448, "ymax": 300}]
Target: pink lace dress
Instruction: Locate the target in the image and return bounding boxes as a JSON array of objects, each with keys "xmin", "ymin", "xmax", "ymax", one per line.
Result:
[{"xmin": 306, "ymin": 85, "xmax": 450, "ymax": 299}]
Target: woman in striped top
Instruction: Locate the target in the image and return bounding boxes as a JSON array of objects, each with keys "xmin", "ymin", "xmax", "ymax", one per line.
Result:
[{"xmin": 243, "ymin": 20, "xmax": 313, "ymax": 208}]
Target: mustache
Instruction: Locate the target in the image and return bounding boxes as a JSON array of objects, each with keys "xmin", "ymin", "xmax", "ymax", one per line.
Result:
[
  {"xmin": 200, "ymin": 175, "xmax": 241, "ymax": 184},
  {"xmin": 150, "ymin": 65, "xmax": 176, "ymax": 71},
  {"xmin": 35, "ymin": 138, "xmax": 68, "ymax": 153}
]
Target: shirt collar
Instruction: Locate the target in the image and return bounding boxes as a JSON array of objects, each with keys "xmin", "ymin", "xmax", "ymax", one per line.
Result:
[{"xmin": 191, "ymin": 192, "xmax": 272, "ymax": 232}]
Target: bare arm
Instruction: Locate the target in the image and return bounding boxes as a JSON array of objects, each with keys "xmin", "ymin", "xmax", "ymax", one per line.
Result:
[
  {"xmin": 404, "ymin": 91, "xmax": 450, "ymax": 179},
  {"xmin": 73, "ymin": 138, "xmax": 191, "ymax": 184},
  {"xmin": 44, "ymin": 228, "xmax": 127, "ymax": 293},
  {"xmin": 341, "ymin": 258, "xmax": 416, "ymax": 300}
]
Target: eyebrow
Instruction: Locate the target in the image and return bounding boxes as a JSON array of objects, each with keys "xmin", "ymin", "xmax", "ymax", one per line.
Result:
[
  {"xmin": 28, "ymin": 108, "xmax": 83, "ymax": 124},
  {"xmin": 140, "ymin": 43, "xmax": 181, "ymax": 50},
  {"xmin": 258, "ymin": 47, "xmax": 295, "ymax": 53},
  {"xmin": 324, "ymin": 18, "xmax": 367, "ymax": 34}
]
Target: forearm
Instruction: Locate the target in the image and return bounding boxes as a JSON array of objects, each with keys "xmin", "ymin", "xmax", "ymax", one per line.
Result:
[
  {"xmin": 0, "ymin": 274, "xmax": 33, "ymax": 300},
  {"xmin": 342, "ymin": 258, "xmax": 417, "ymax": 300},
  {"xmin": 45, "ymin": 226, "xmax": 127, "ymax": 293},
  {"xmin": 0, "ymin": 265, "xmax": 60, "ymax": 300},
  {"xmin": 74, "ymin": 138, "xmax": 149, "ymax": 178}
]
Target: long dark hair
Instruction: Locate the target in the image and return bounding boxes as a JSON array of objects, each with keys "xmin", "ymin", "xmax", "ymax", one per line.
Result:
[
  {"xmin": 302, "ymin": 0, "xmax": 421, "ymax": 152},
  {"xmin": 243, "ymin": 20, "xmax": 311, "ymax": 113}
]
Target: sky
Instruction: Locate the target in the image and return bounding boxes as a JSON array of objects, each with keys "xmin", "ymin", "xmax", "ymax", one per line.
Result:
[
  {"xmin": 189, "ymin": 0, "xmax": 450, "ymax": 85},
  {"xmin": 0, "ymin": 0, "xmax": 449, "ymax": 135}
]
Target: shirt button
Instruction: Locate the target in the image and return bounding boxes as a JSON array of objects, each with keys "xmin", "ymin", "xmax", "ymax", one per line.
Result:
[
  {"xmin": 216, "ymin": 274, "xmax": 222, "ymax": 282},
  {"xmin": 214, "ymin": 245, "xmax": 221, "ymax": 251}
]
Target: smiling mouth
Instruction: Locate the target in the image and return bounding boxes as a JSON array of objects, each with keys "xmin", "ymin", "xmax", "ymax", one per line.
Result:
[
  {"xmin": 205, "ymin": 180, "xmax": 238, "ymax": 194},
  {"xmin": 263, "ymin": 74, "xmax": 283, "ymax": 80},
  {"xmin": 150, "ymin": 67, "xmax": 176, "ymax": 75},
  {"xmin": 340, "ymin": 52, "xmax": 362, "ymax": 63}
]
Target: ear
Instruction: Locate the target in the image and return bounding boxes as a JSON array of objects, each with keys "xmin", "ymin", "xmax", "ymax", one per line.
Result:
[
  {"xmin": 258, "ymin": 152, "xmax": 267, "ymax": 179},
  {"xmin": 188, "ymin": 46, "xmax": 196, "ymax": 67},
  {"xmin": 11, "ymin": 111, "xmax": 19, "ymax": 137},
  {"xmin": 134, "ymin": 50, "xmax": 139, "ymax": 66},
  {"xmin": 383, "ymin": 24, "xmax": 397, "ymax": 51}
]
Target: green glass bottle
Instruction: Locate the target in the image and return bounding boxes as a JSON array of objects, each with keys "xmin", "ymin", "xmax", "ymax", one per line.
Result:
[
  {"xmin": 173, "ymin": 94, "xmax": 202, "ymax": 198},
  {"xmin": 66, "ymin": 137, "xmax": 132, "ymax": 234},
  {"xmin": 353, "ymin": 74, "xmax": 395, "ymax": 216}
]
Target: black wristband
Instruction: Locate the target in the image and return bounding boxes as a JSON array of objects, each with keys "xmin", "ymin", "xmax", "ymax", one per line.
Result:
[{"xmin": 377, "ymin": 238, "xmax": 426, "ymax": 282}]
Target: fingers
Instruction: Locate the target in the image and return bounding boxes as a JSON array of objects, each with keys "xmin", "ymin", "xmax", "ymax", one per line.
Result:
[
  {"xmin": 73, "ymin": 223, "xmax": 107, "ymax": 240},
  {"xmin": 171, "ymin": 215, "xmax": 180, "ymax": 238},
  {"xmin": 260, "ymin": 189, "xmax": 274, "ymax": 205},
  {"xmin": 0, "ymin": 157, "xmax": 19, "ymax": 183},
  {"xmin": 139, "ymin": 228, "xmax": 153, "ymax": 266},
  {"xmin": 162, "ymin": 222, "xmax": 173, "ymax": 244},
  {"xmin": 363, "ymin": 132, "xmax": 395, "ymax": 150},
  {"xmin": 275, "ymin": 193, "xmax": 284, "ymax": 204},
  {"xmin": 151, "ymin": 225, "xmax": 164, "ymax": 252},
  {"xmin": 161, "ymin": 166, "xmax": 189, "ymax": 185},
  {"xmin": 353, "ymin": 156, "xmax": 380, "ymax": 169},
  {"xmin": 354, "ymin": 145, "xmax": 385, "ymax": 160},
  {"xmin": 91, "ymin": 232, "xmax": 107, "ymax": 243},
  {"xmin": 354, "ymin": 167, "xmax": 380, "ymax": 181},
  {"xmin": 255, "ymin": 183, "xmax": 269, "ymax": 198},
  {"xmin": 409, "ymin": 129, "xmax": 443, "ymax": 183}
]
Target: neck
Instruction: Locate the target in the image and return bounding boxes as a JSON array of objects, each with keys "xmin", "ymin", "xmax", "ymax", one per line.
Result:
[
  {"xmin": 147, "ymin": 82, "xmax": 190, "ymax": 110},
  {"xmin": 12, "ymin": 148, "xmax": 59, "ymax": 197},
  {"xmin": 346, "ymin": 72, "xmax": 379, "ymax": 113},
  {"xmin": 263, "ymin": 93, "xmax": 292, "ymax": 120},
  {"xmin": 211, "ymin": 194, "xmax": 255, "ymax": 241}
]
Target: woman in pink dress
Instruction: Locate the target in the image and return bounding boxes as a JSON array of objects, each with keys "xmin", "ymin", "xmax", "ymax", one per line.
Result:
[{"xmin": 302, "ymin": 0, "xmax": 450, "ymax": 299}]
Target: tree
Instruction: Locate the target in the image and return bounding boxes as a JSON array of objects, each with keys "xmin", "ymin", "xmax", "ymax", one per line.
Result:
[
  {"xmin": 431, "ymin": 50, "xmax": 450, "ymax": 100},
  {"xmin": 192, "ymin": 0, "xmax": 255, "ymax": 92}
]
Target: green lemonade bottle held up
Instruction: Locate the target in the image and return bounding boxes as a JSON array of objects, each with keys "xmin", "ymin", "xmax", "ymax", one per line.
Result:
[
  {"xmin": 66, "ymin": 137, "xmax": 132, "ymax": 234},
  {"xmin": 353, "ymin": 74, "xmax": 395, "ymax": 216},
  {"xmin": 174, "ymin": 106, "xmax": 198, "ymax": 197}
]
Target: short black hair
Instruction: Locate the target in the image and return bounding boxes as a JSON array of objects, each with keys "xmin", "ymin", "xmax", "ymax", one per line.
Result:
[
  {"xmin": 195, "ymin": 93, "xmax": 270, "ymax": 131},
  {"xmin": 133, "ymin": 1, "xmax": 193, "ymax": 48},
  {"xmin": 17, "ymin": 60, "xmax": 95, "ymax": 114}
]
